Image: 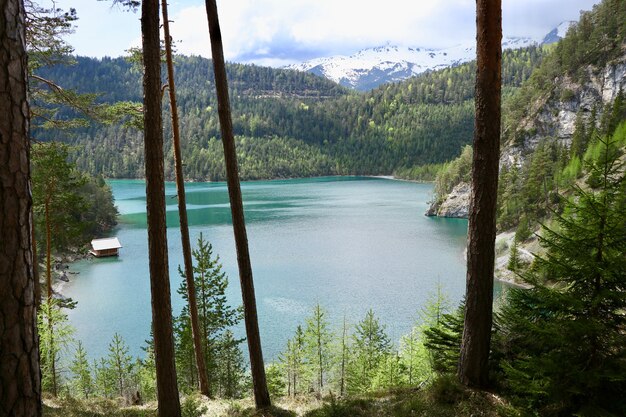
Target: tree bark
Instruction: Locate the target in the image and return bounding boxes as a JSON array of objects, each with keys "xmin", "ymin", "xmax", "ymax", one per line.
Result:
[
  {"xmin": 140, "ymin": 1, "xmax": 181, "ymax": 415},
  {"xmin": 160, "ymin": 0, "xmax": 211, "ymax": 398},
  {"xmin": 203, "ymin": 0, "xmax": 271, "ymax": 409},
  {"xmin": 0, "ymin": 0, "xmax": 42, "ymax": 414},
  {"xmin": 458, "ymin": 0, "xmax": 502, "ymax": 388}
]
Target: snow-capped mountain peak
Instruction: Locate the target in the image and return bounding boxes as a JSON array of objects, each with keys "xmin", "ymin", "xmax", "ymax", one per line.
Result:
[
  {"xmin": 285, "ymin": 37, "xmax": 536, "ymax": 91},
  {"xmin": 542, "ymin": 21, "xmax": 576, "ymax": 45}
]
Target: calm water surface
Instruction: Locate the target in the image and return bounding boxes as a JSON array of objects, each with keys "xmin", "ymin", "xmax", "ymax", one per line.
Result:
[{"xmin": 65, "ymin": 177, "xmax": 473, "ymax": 360}]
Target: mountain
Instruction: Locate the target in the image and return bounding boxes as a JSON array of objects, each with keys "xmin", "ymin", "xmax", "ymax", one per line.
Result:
[
  {"xmin": 34, "ymin": 46, "xmax": 544, "ymax": 181},
  {"xmin": 541, "ymin": 21, "xmax": 575, "ymax": 44},
  {"xmin": 427, "ymin": 0, "xmax": 626, "ymax": 226},
  {"xmin": 286, "ymin": 37, "xmax": 536, "ymax": 91},
  {"xmin": 285, "ymin": 22, "xmax": 585, "ymax": 91}
]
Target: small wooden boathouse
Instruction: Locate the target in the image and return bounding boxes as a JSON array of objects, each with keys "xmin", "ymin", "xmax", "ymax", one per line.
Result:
[{"xmin": 90, "ymin": 237, "xmax": 122, "ymax": 257}]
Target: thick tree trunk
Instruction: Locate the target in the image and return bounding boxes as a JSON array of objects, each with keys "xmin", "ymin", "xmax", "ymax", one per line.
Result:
[
  {"xmin": 203, "ymin": 0, "xmax": 271, "ymax": 409},
  {"xmin": 0, "ymin": 0, "xmax": 42, "ymax": 414},
  {"xmin": 458, "ymin": 0, "xmax": 502, "ymax": 388},
  {"xmin": 160, "ymin": 0, "xmax": 211, "ymax": 398},
  {"xmin": 140, "ymin": 1, "xmax": 181, "ymax": 415}
]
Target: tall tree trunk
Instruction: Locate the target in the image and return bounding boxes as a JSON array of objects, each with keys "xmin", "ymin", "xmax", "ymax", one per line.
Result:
[
  {"xmin": 203, "ymin": 0, "xmax": 271, "ymax": 408},
  {"xmin": 141, "ymin": 1, "xmax": 181, "ymax": 415},
  {"xmin": 160, "ymin": 0, "xmax": 211, "ymax": 398},
  {"xmin": 458, "ymin": 0, "xmax": 502, "ymax": 388},
  {"xmin": 0, "ymin": 0, "xmax": 42, "ymax": 414}
]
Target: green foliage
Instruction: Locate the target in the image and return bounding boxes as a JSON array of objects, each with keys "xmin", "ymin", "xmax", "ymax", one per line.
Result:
[
  {"xmin": 31, "ymin": 142, "xmax": 87, "ymax": 252},
  {"xmin": 107, "ymin": 333, "xmax": 135, "ymax": 398},
  {"xmin": 136, "ymin": 343, "xmax": 157, "ymax": 401},
  {"xmin": 347, "ymin": 310, "xmax": 391, "ymax": 394},
  {"xmin": 265, "ymin": 363, "xmax": 287, "ymax": 398},
  {"xmin": 496, "ymin": 125, "xmax": 626, "ymax": 416},
  {"xmin": 33, "ymin": 43, "xmax": 543, "ymax": 180},
  {"xmin": 303, "ymin": 303, "xmax": 334, "ymax": 394},
  {"xmin": 180, "ymin": 396, "xmax": 208, "ymax": 417},
  {"xmin": 38, "ymin": 299, "xmax": 75, "ymax": 395},
  {"xmin": 70, "ymin": 341, "xmax": 93, "ymax": 399},
  {"xmin": 397, "ymin": 327, "xmax": 432, "ymax": 387},
  {"xmin": 31, "ymin": 141, "xmax": 118, "ymax": 257},
  {"xmin": 507, "ymin": 239, "xmax": 521, "ymax": 273},
  {"xmin": 423, "ymin": 305, "xmax": 463, "ymax": 375},
  {"xmin": 279, "ymin": 325, "xmax": 308, "ymax": 396},
  {"xmin": 174, "ymin": 233, "xmax": 245, "ymax": 397},
  {"xmin": 393, "ymin": 163, "xmax": 444, "ymax": 182},
  {"xmin": 431, "ymin": 146, "xmax": 472, "ymax": 206}
]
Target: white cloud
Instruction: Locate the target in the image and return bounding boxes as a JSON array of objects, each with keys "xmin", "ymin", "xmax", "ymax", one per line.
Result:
[{"xmin": 66, "ymin": 0, "xmax": 601, "ymax": 65}]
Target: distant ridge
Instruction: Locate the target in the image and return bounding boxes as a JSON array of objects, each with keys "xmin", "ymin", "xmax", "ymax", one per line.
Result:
[{"xmin": 286, "ymin": 24, "xmax": 574, "ymax": 90}]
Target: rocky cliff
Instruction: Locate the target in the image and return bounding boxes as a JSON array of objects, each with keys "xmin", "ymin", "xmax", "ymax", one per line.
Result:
[
  {"xmin": 501, "ymin": 55, "xmax": 626, "ymax": 168},
  {"xmin": 425, "ymin": 182, "xmax": 470, "ymax": 218}
]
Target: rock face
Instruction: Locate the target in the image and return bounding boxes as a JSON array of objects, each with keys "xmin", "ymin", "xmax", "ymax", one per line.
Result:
[
  {"xmin": 426, "ymin": 182, "xmax": 470, "ymax": 218},
  {"xmin": 501, "ymin": 57, "xmax": 626, "ymax": 169}
]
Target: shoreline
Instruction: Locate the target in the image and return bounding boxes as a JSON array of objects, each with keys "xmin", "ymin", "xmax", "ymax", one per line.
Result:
[{"xmin": 103, "ymin": 174, "xmax": 436, "ymax": 185}]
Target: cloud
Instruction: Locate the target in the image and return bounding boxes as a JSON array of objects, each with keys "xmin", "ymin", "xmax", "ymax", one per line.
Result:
[{"xmin": 67, "ymin": 0, "xmax": 601, "ymax": 65}]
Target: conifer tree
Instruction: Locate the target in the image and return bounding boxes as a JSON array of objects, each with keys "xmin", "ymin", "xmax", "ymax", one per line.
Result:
[
  {"xmin": 280, "ymin": 325, "xmax": 307, "ymax": 396},
  {"xmin": 303, "ymin": 303, "xmax": 333, "ymax": 394},
  {"xmin": 347, "ymin": 310, "xmax": 390, "ymax": 393},
  {"xmin": 70, "ymin": 341, "xmax": 93, "ymax": 399},
  {"xmin": 498, "ymin": 124, "xmax": 626, "ymax": 415},
  {"xmin": 459, "ymin": 0, "xmax": 502, "ymax": 388},
  {"xmin": 141, "ymin": 0, "xmax": 181, "ymax": 414},
  {"xmin": 94, "ymin": 358, "xmax": 114, "ymax": 399},
  {"xmin": 107, "ymin": 333, "xmax": 134, "ymax": 398},
  {"xmin": 176, "ymin": 233, "xmax": 243, "ymax": 392},
  {"xmin": 204, "ymin": 0, "xmax": 271, "ymax": 407},
  {"xmin": 37, "ymin": 299, "xmax": 74, "ymax": 396},
  {"xmin": 0, "ymin": 1, "xmax": 41, "ymax": 413},
  {"xmin": 215, "ymin": 330, "xmax": 247, "ymax": 398},
  {"xmin": 160, "ymin": 0, "xmax": 210, "ymax": 397}
]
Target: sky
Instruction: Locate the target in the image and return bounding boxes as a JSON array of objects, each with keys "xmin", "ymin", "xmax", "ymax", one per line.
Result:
[{"xmin": 57, "ymin": 0, "xmax": 601, "ymax": 67}]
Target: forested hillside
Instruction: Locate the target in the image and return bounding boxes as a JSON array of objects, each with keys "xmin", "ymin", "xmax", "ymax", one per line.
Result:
[
  {"xmin": 34, "ymin": 47, "xmax": 545, "ymax": 180},
  {"xmin": 428, "ymin": 0, "xmax": 626, "ymax": 279}
]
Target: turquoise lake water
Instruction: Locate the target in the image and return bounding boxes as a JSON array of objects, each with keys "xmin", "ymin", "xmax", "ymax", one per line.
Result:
[{"xmin": 65, "ymin": 177, "xmax": 475, "ymax": 361}]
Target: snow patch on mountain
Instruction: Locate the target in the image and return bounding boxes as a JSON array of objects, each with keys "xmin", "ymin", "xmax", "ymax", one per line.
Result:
[
  {"xmin": 542, "ymin": 21, "xmax": 576, "ymax": 45},
  {"xmin": 286, "ymin": 37, "xmax": 536, "ymax": 90}
]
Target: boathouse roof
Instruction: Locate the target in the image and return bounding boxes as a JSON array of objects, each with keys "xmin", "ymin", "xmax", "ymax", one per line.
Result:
[{"xmin": 91, "ymin": 237, "xmax": 122, "ymax": 251}]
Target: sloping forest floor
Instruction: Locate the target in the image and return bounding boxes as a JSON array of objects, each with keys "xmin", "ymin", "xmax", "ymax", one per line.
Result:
[{"xmin": 42, "ymin": 376, "xmax": 521, "ymax": 417}]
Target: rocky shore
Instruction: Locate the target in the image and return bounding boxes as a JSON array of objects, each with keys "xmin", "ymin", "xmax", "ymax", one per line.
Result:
[{"xmin": 425, "ymin": 182, "xmax": 470, "ymax": 218}]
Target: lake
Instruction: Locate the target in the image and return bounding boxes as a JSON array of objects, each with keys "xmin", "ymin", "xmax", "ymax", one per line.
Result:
[{"xmin": 64, "ymin": 176, "xmax": 474, "ymax": 362}]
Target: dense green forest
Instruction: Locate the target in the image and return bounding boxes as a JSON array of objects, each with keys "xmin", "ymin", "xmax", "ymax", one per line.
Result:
[
  {"xmin": 433, "ymin": 0, "xmax": 626, "ymax": 234},
  {"xmin": 34, "ymin": 47, "xmax": 545, "ymax": 180}
]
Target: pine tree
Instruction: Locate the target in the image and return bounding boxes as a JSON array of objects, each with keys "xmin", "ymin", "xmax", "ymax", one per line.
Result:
[
  {"xmin": 279, "ymin": 325, "xmax": 307, "ymax": 396},
  {"xmin": 94, "ymin": 357, "xmax": 115, "ymax": 399},
  {"xmin": 347, "ymin": 310, "xmax": 390, "ymax": 393},
  {"xmin": 303, "ymin": 303, "xmax": 333, "ymax": 394},
  {"xmin": 459, "ymin": 0, "xmax": 502, "ymax": 388},
  {"xmin": 137, "ymin": 340, "xmax": 157, "ymax": 401},
  {"xmin": 498, "ymin": 123, "xmax": 626, "ymax": 416},
  {"xmin": 507, "ymin": 238, "xmax": 521, "ymax": 272},
  {"xmin": 37, "ymin": 299, "xmax": 74, "ymax": 396},
  {"xmin": 204, "ymin": 0, "xmax": 271, "ymax": 408},
  {"xmin": 107, "ymin": 333, "xmax": 134, "ymax": 398},
  {"xmin": 0, "ymin": 1, "xmax": 41, "ymax": 413},
  {"xmin": 141, "ymin": 0, "xmax": 181, "ymax": 413},
  {"xmin": 176, "ymin": 233, "xmax": 243, "ymax": 393},
  {"xmin": 70, "ymin": 341, "xmax": 93, "ymax": 399},
  {"xmin": 215, "ymin": 330, "xmax": 247, "ymax": 398}
]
